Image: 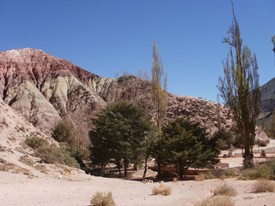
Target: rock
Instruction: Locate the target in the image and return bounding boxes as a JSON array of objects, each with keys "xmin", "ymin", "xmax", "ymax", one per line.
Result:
[{"xmin": 0, "ymin": 48, "xmax": 267, "ymax": 140}]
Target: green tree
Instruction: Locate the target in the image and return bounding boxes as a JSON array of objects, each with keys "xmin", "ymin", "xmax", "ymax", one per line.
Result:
[
  {"xmin": 151, "ymin": 41, "xmax": 168, "ymax": 177},
  {"xmin": 89, "ymin": 101, "xmax": 153, "ymax": 177},
  {"xmin": 159, "ymin": 118, "xmax": 219, "ymax": 180},
  {"xmin": 151, "ymin": 41, "xmax": 167, "ymax": 132},
  {"xmin": 213, "ymin": 128, "xmax": 234, "ymax": 150},
  {"xmin": 218, "ymin": 7, "xmax": 260, "ymax": 168}
]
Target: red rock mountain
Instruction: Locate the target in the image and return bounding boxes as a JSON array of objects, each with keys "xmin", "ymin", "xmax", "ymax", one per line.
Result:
[{"xmin": 0, "ymin": 48, "xmax": 267, "ymax": 139}]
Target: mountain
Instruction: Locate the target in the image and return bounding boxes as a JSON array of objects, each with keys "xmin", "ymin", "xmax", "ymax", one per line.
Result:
[
  {"xmin": 0, "ymin": 48, "xmax": 267, "ymax": 139},
  {"xmin": 258, "ymin": 77, "xmax": 275, "ymax": 131}
]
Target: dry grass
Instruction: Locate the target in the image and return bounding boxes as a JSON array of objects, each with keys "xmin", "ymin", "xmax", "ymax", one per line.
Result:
[
  {"xmin": 194, "ymin": 195, "xmax": 235, "ymax": 206},
  {"xmin": 253, "ymin": 180, "xmax": 275, "ymax": 193},
  {"xmin": 19, "ymin": 155, "xmax": 36, "ymax": 166},
  {"xmin": 213, "ymin": 184, "xmax": 237, "ymax": 196},
  {"xmin": 152, "ymin": 183, "xmax": 172, "ymax": 196},
  {"xmin": 0, "ymin": 158, "xmax": 34, "ymax": 177},
  {"xmin": 90, "ymin": 191, "xmax": 116, "ymax": 206}
]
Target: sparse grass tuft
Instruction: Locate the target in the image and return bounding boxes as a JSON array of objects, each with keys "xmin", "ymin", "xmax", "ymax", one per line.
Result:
[
  {"xmin": 253, "ymin": 180, "xmax": 275, "ymax": 193},
  {"xmin": 194, "ymin": 195, "xmax": 235, "ymax": 206},
  {"xmin": 213, "ymin": 184, "xmax": 237, "ymax": 196},
  {"xmin": 152, "ymin": 183, "xmax": 172, "ymax": 196},
  {"xmin": 90, "ymin": 191, "xmax": 116, "ymax": 206}
]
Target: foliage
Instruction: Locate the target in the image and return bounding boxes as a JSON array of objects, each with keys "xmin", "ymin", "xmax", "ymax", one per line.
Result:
[
  {"xmin": 213, "ymin": 128, "xmax": 234, "ymax": 150},
  {"xmin": 255, "ymin": 139, "xmax": 269, "ymax": 147},
  {"xmin": 213, "ymin": 184, "xmax": 237, "ymax": 196},
  {"xmin": 153, "ymin": 118, "xmax": 220, "ymax": 179},
  {"xmin": 90, "ymin": 191, "xmax": 116, "ymax": 206},
  {"xmin": 24, "ymin": 136, "xmax": 49, "ymax": 149},
  {"xmin": 196, "ymin": 169, "xmax": 237, "ymax": 181},
  {"xmin": 52, "ymin": 118, "xmax": 90, "ymax": 168},
  {"xmin": 218, "ymin": 6, "xmax": 260, "ymax": 168},
  {"xmin": 151, "ymin": 40, "xmax": 167, "ymax": 131},
  {"xmin": 34, "ymin": 144, "xmax": 80, "ymax": 168},
  {"xmin": 253, "ymin": 180, "xmax": 275, "ymax": 193},
  {"xmin": 194, "ymin": 196, "xmax": 235, "ymax": 206},
  {"xmin": 152, "ymin": 183, "xmax": 172, "ymax": 196},
  {"xmin": 240, "ymin": 160, "xmax": 275, "ymax": 180},
  {"xmin": 89, "ymin": 100, "xmax": 153, "ymax": 177}
]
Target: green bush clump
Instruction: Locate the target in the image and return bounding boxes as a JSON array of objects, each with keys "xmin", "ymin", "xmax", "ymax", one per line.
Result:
[
  {"xmin": 35, "ymin": 145, "xmax": 80, "ymax": 168},
  {"xmin": 194, "ymin": 195, "xmax": 235, "ymax": 206},
  {"xmin": 24, "ymin": 136, "xmax": 49, "ymax": 149},
  {"xmin": 90, "ymin": 191, "xmax": 116, "ymax": 206}
]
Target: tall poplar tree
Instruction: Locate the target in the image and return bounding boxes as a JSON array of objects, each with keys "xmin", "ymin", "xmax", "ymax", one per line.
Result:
[
  {"xmin": 151, "ymin": 41, "xmax": 167, "ymax": 131},
  {"xmin": 218, "ymin": 6, "xmax": 260, "ymax": 168}
]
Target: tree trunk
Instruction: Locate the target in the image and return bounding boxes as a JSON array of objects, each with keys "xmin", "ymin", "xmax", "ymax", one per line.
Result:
[
  {"xmin": 243, "ymin": 143, "xmax": 254, "ymax": 168},
  {"xmin": 143, "ymin": 156, "xmax": 149, "ymax": 178},
  {"xmin": 124, "ymin": 158, "xmax": 128, "ymax": 177},
  {"xmin": 157, "ymin": 160, "xmax": 161, "ymax": 179},
  {"xmin": 117, "ymin": 160, "xmax": 121, "ymax": 177},
  {"xmin": 178, "ymin": 161, "xmax": 184, "ymax": 180}
]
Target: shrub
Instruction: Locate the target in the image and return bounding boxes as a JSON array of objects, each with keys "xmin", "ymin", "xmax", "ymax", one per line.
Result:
[
  {"xmin": 253, "ymin": 180, "xmax": 275, "ymax": 193},
  {"xmin": 90, "ymin": 191, "xmax": 116, "ymax": 206},
  {"xmin": 194, "ymin": 195, "xmax": 235, "ymax": 206},
  {"xmin": 152, "ymin": 183, "xmax": 172, "ymax": 196},
  {"xmin": 256, "ymin": 139, "xmax": 269, "ymax": 147},
  {"xmin": 24, "ymin": 136, "xmax": 48, "ymax": 149},
  {"xmin": 195, "ymin": 171, "xmax": 215, "ymax": 181},
  {"xmin": 213, "ymin": 184, "xmax": 237, "ymax": 196},
  {"xmin": 196, "ymin": 169, "xmax": 237, "ymax": 181},
  {"xmin": 34, "ymin": 145, "xmax": 80, "ymax": 168},
  {"xmin": 240, "ymin": 164, "xmax": 274, "ymax": 180}
]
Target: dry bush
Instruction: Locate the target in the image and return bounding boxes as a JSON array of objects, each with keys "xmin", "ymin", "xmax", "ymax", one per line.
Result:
[
  {"xmin": 213, "ymin": 184, "xmax": 237, "ymax": 196},
  {"xmin": 253, "ymin": 180, "xmax": 275, "ymax": 193},
  {"xmin": 240, "ymin": 160, "xmax": 275, "ymax": 180},
  {"xmin": 90, "ymin": 191, "xmax": 116, "ymax": 206},
  {"xmin": 194, "ymin": 195, "xmax": 235, "ymax": 206},
  {"xmin": 19, "ymin": 155, "xmax": 36, "ymax": 166},
  {"xmin": 195, "ymin": 172, "xmax": 215, "ymax": 181},
  {"xmin": 152, "ymin": 183, "xmax": 172, "ymax": 196},
  {"xmin": 25, "ymin": 136, "xmax": 49, "ymax": 149},
  {"xmin": 34, "ymin": 164, "xmax": 48, "ymax": 174}
]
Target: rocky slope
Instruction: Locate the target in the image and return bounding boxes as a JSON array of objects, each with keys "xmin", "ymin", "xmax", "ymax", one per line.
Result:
[
  {"xmin": 0, "ymin": 48, "xmax": 267, "ymax": 139},
  {"xmin": 258, "ymin": 78, "xmax": 275, "ymax": 131}
]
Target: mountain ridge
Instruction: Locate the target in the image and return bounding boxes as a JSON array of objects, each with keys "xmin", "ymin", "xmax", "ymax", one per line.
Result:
[{"xmin": 0, "ymin": 48, "xmax": 267, "ymax": 139}]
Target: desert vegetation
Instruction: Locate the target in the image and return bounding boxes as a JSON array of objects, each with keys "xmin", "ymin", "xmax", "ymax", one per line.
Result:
[
  {"xmin": 90, "ymin": 191, "xmax": 116, "ymax": 206},
  {"xmin": 213, "ymin": 184, "xmax": 237, "ymax": 196},
  {"xmin": 194, "ymin": 196, "xmax": 235, "ymax": 206},
  {"xmin": 152, "ymin": 183, "xmax": 172, "ymax": 196},
  {"xmin": 253, "ymin": 180, "xmax": 275, "ymax": 193},
  {"xmin": 24, "ymin": 135, "xmax": 80, "ymax": 168}
]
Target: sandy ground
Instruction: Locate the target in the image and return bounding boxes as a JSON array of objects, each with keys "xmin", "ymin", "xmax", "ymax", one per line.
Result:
[{"xmin": 0, "ymin": 171, "xmax": 274, "ymax": 206}]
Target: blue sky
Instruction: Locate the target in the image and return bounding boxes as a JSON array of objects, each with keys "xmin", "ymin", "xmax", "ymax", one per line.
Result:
[{"xmin": 0, "ymin": 1, "xmax": 274, "ymax": 102}]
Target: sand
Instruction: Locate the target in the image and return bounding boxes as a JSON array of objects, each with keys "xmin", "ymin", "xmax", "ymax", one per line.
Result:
[{"xmin": 0, "ymin": 171, "xmax": 274, "ymax": 206}]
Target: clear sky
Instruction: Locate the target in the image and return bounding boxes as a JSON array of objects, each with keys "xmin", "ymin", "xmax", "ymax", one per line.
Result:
[{"xmin": 0, "ymin": 0, "xmax": 274, "ymax": 102}]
